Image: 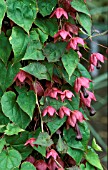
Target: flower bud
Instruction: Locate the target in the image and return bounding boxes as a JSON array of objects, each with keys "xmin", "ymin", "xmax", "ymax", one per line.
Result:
[
  {"xmin": 75, "ymin": 124, "xmax": 82, "ymax": 141},
  {"xmin": 88, "ymin": 106, "xmax": 96, "ymax": 116},
  {"xmin": 81, "ymin": 86, "xmax": 89, "ymax": 98}
]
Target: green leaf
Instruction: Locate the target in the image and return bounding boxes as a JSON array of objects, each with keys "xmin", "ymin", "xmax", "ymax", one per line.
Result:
[
  {"xmin": 80, "ymin": 162, "xmax": 95, "ymax": 170},
  {"xmin": 85, "ymin": 148, "xmax": 103, "ymax": 170},
  {"xmin": 62, "ymin": 50, "xmax": 79, "ymax": 78},
  {"xmin": 62, "ymin": 68, "xmax": 80, "ymax": 87},
  {"xmin": 0, "ymin": 60, "xmax": 21, "ymax": 91},
  {"xmin": 0, "ymin": 32, "xmax": 11, "ymax": 64},
  {"xmin": 67, "ymin": 147, "xmax": 84, "ymax": 165},
  {"xmin": 5, "ymin": 131, "xmax": 33, "ymax": 160},
  {"xmin": 22, "ymin": 40, "xmax": 45, "ymax": 61},
  {"xmin": 63, "ymin": 128, "xmax": 84, "ymax": 151},
  {"xmin": 17, "ymin": 91, "xmax": 36, "ymax": 120},
  {"xmin": 21, "ymin": 62, "xmax": 50, "ymax": 80},
  {"xmin": 34, "ymin": 132, "xmax": 53, "ymax": 147},
  {"xmin": 56, "ymin": 134, "xmax": 68, "ymax": 154},
  {"xmin": 43, "ymin": 62, "xmax": 54, "ymax": 79},
  {"xmin": 0, "ymin": 149, "xmax": 22, "ymax": 170},
  {"xmin": 0, "ymin": 107, "xmax": 10, "ymax": 125},
  {"xmin": 20, "ymin": 162, "xmax": 36, "ymax": 170},
  {"xmin": 66, "ymin": 94, "xmax": 79, "ymax": 110},
  {"xmin": 34, "ymin": 18, "xmax": 58, "ymax": 36},
  {"xmin": 9, "ymin": 27, "xmax": 29, "ymax": 63},
  {"xmin": 70, "ymin": 0, "xmax": 90, "ymax": 16},
  {"xmin": 78, "ymin": 13, "xmax": 92, "ymax": 35},
  {"xmin": 92, "ymin": 138, "xmax": 102, "ymax": 152},
  {"xmin": 4, "ymin": 123, "xmax": 24, "ymax": 136},
  {"xmin": 0, "ymin": 125, "xmax": 6, "ymax": 133},
  {"xmin": 46, "ymin": 97, "xmax": 67, "ymax": 110},
  {"xmin": 79, "ymin": 122, "xmax": 90, "ymax": 150},
  {"xmin": 36, "ymin": 28, "xmax": 48, "ymax": 43},
  {"xmin": 78, "ymin": 62, "xmax": 91, "ymax": 79},
  {"xmin": 38, "ymin": 0, "xmax": 57, "ymax": 17},
  {"xmin": 47, "ymin": 116, "xmax": 66, "ymax": 135},
  {"xmin": 7, "ymin": 0, "xmax": 37, "ymax": 33},
  {"xmin": 0, "ymin": 0, "xmax": 6, "ymax": 32},
  {"xmin": 1, "ymin": 91, "xmax": 30, "ymax": 129},
  {"xmin": 15, "ymin": 86, "xmax": 28, "ymax": 94},
  {"xmin": 33, "ymin": 145, "xmax": 46, "ymax": 157},
  {"xmin": 0, "ymin": 138, "xmax": 6, "ymax": 153},
  {"xmin": 43, "ymin": 42, "xmax": 67, "ymax": 62}
]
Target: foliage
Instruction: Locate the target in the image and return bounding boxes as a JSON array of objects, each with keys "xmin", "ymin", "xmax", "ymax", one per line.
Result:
[{"xmin": 0, "ymin": 0, "xmax": 107, "ymax": 169}]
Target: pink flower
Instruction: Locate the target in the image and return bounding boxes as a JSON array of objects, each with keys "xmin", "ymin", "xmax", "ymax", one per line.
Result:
[
  {"xmin": 60, "ymin": 0, "xmax": 76, "ymax": 19},
  {"xmin": 89, "ymin": 53, "xmax": 105, "ymax": 68},
  {"xmin": 74, "ymin": 77, "xmax": 92, "ymax": 93},
  {"xmin": 14, "ymin": 70, "xmax": 32, "ymax": 83},
  {"xmin": 54, "ymin": 29, "xmax": 72, "ymax": 43},
  {"xmin": 44, "ymin": 87, "xmax": 62, "ymax": 100},
  {"xmin": 34, "ymin": 160, "xmax": 48, "ymax": 170},
  {"xmin": 42, "ymin": 106, "xmax": 58, "ymax": 117},
  {"xmin": 63, "ymin": 22, "xmax": 78, "ymax": 35},
  {"xmin": 88, "ymin": 64, "xmax": 95, "ymax": 72},
  {"xmin": 14, "ymin": 70, "xmax": 33, "ymax": 87},
  {"xmin": 50, "ymin": 7, "xmax": 68, "ymax": 19},
  {"xmin": 67, "ymin": 37, "xmax": 85, "ymax": 50},
  {"xmin": 24, "ymin": 138, "xmax": 36, "ymax": 147},
  {"xmin": 80, "ymin": 90, "xmax": 96, "ymax": 108},
  {"xmin": 44, "ymin": 88, "xmax": 74, "ymax": 102},
  {"xmin": 46, "ymin": 149, "xmax": 59, "ymax": 160},
  {"xmin": 66, "ymin": 110, "xmax": 85, "ymax": 127},
  {"xmin": 60, "ymin": 90, "xmax": 74, "ymax": 102},
  {"xmin": 59, "ymin": 106, "xmax": 71, "ymax": 118}
]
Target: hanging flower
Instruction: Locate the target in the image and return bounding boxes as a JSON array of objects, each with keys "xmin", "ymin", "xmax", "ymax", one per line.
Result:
[
  {"xmin": 89, "ymin": 53, "xmax": 105, "ymax": 71},
  {"xmin": 14, "ymin": 70, "xmax": 33, "ymax": 86},
  {"xmin": 54, "ymin": 29, "xmax": 72, "ymax": 43},
  {"xmin": 80, "ymin": 90, "xmax": 96, "ymax": 108},
  {"xmin": 67, "ymin": 37, "xmax": 85, "ymax": 50},
  {"xmin": 44, "ymin": 87, "xmax": 62, "ymax": 100},
  {"xmin": 46, "ymin": 149, "xmax": 59, "ymax": 160},
  {"xmin": 60, "ymin": 90, "xmax": 74, "ymax": 102},
  {"xmin": 74, "ymin": 77, "xmax": 92, "ymax": 93},
  {"xmin": 59, "ymin": 106, "xmax": 71, "ymax": 118},
  {"xmin": 63, "ymin": 22, "xmax": 78, "ymax": 35},
  {"xmin": 42, "ymin": 106, "xmax": 58, "ymax": 117},
  {"xmin": 24, "ymin": 138, "xmax": 36, "ymax": 147},
  {"xmin": 50, "ymin": 7, "xmax": 68, "ymax": 19},
  {"xmin": 66, "ymin": 110, "xmax": 85, "ymax": 127},
  {"xmin": 88, "ymin": 64, "xmax": 95, "ymax": 72}
]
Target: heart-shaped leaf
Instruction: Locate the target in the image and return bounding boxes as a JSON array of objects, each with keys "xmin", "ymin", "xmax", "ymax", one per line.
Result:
[{"xmin": 1, "ymin": 91, "xmax": 30, "ymax": 129}]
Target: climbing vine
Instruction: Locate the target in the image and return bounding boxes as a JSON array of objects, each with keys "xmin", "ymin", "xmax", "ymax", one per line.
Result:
[{"xmin": 0, "ymin": 0, "xmax": 106, "ymax": 170}]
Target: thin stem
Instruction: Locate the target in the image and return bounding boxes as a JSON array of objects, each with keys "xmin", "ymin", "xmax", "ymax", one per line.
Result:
[
  {"xmin": 35, "ymin": 89, "xmax": 44, "ymax": 133},
  {"xmin": 90, "ymin": 40, "xmax": 108, "ymax": 49},
  {"xmin": 59, "ymin": 18, "xmax": 63, "ymax": 30},
  {"xmin": 54, "ymin": 159, "xmax": 64, "ymax": 169},
  {"xmin": 81, "ymin": 56, "xmax": 89, "ymax": 63},
  {"xmin": 90, "ymin": 30, "xmax": 108, "ymax": 39}
]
